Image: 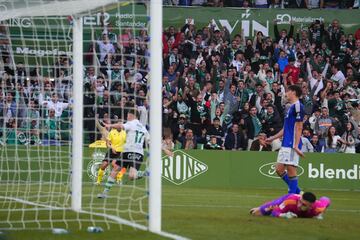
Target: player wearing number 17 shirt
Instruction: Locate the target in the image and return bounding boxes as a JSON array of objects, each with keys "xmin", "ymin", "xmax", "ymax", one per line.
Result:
[{"xmin": 98, "ymin": 107, "xmax": 149, "ymax": 199}]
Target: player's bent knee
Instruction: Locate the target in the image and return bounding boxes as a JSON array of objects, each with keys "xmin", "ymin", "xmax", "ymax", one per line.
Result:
[
  {"xmin": 128, "ymin": 168, "xmax": 137, "ymax": 180},
  {"xmin": 275, "ymin": 163, "xmax": 285, "ymax": 175},
  {"xmin": 128, "ymin": 172, "xmax": 137, "ymax": 180},
  {"xmin": 287, "ymin": 166, "xmax": 297, "ymax": 176}
]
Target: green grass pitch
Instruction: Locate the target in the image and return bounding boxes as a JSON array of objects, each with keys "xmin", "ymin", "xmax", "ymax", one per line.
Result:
[{"xmin": 0, "ymin": 146, "xmax": 359, "ymax": 240}]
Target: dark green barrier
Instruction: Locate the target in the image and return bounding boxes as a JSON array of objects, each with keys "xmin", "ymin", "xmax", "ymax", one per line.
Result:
[
  {"xmin": 163, "ymin": 7, "xmax": 360, "ymax": 38},
  {"xmin": 162, "ymin": 150, "xmax": 360, "ymax": 190},
  {"xmin": 7, "ymin": 5, "xmax": 360, "ymax": 66}
]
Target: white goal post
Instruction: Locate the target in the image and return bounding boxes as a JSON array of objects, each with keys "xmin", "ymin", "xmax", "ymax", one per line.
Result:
[{"xmin": 0, "ymin": 0, "xmax": 188, "ymax": 238}]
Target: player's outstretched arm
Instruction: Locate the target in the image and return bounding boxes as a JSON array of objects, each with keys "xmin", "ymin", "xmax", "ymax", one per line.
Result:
[
  {"xmin": 249, "ymin": 207, "xmax": 262, "ymax": 216},
  {"xmin": 104, "ymin": 122, "xmax": 123, "ymax": 130},
  {"xmin": 266, "ymin": 128, "xmax": 284, "ymax": 143}
]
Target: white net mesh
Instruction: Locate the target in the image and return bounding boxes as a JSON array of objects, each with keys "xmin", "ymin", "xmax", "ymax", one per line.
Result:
[{"xmin": 0, "ymin": 0, "xmax": 152, "ymax": 231}]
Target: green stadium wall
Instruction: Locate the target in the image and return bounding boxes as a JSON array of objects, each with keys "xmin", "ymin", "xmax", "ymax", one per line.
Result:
[
  {"xmin": 160, "ymin": 150, "xmax": 360, "ymax": 191},
  {"xmin": 86, "ymin": 148, "xmax": 360, "ymax": 191}
]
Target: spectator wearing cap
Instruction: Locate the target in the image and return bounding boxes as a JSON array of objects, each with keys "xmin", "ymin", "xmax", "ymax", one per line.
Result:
[
  {"xmin": 250, "ymin": 133, "xmax": 271, "ymax": 151},
  {"xmin": 206, "ymin": 117, "xmax": 225, "ymax": 145},
  {"xmin": 172, "ymin": 113, "xmax": 190, "ymax": 139},
  {"xmin": 224, "ymin": 123, "xmax": 246, "ymax": 150}
]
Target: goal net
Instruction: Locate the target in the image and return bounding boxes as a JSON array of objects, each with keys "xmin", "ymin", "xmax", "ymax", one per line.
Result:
[{"xmin": 0, "ymin": 0, "xmax": 166, "ymax": 236}]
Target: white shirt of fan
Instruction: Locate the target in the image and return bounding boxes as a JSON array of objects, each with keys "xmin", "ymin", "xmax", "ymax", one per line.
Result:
[
  {"xmin": 42, "ymin": 100, "xmax": 69, "ymax": 118},
  {"xmin": 123, "ymin": 119, "xmax": 149, "ymax": 155},
  {"xmin": 330, "ymin": 70, "xmax": 346, "ymax": 88},
  {"xmin": 96, "ymin": 40, "xmax": 115, "ymax": 62}
]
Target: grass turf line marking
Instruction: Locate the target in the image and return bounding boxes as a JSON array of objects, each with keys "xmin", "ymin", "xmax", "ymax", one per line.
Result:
[{"xmin": 0, "ymin": 195, "xmax": 190, "ymax": 240}]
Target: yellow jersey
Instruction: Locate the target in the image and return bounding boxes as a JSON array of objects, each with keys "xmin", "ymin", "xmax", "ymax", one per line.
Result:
[{"xmin": 107, "ymin": 128, "xmax": 126, "ymax": 152}]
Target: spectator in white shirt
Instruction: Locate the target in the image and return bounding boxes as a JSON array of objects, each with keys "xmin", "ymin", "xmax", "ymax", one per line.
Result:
[
  {"xmin": 330, "ymin": 63, "xmax": 346, "ymax": 88},
  {"xmin": 306, "ymin": 57, "xmax": 329, "ymax": 97},
  {"xmin": 96, "ymin": 34, "xmax": 115, "ymax": 63},
  {"xmin": 231, "ymin": 51, "xmax": 245, "ymax": 73},
  {"xmin": 41, "ymin": 93, "xmax": 70, "ymax": 118}
]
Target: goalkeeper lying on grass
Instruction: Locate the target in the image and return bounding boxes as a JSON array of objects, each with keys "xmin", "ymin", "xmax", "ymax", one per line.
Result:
[{"xmin": 250, "ymin": 192, "xmax": 330, "ymax": 219}]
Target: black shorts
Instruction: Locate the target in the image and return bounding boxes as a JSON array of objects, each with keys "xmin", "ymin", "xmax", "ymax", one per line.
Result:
[
  {"xmin": 115, "ymin": 152, "xmax": 144, "ymax": 170},
  {"xmin": 104, "ymin": 150, "xmax": 121, "ymax": 162}
]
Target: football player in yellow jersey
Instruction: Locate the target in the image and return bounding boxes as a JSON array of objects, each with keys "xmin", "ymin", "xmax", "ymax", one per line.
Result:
[{"xmin": 96, "ymin": 125, "xmax": 127, "ymax": 185}]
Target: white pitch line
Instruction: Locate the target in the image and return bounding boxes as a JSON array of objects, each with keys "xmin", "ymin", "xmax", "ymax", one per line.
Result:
[
  {"xmin": 0, "ymin": 196, "xmax": 190, "ymax": 240},
  {"xmin": 0, "ymin": 196, "xmax": 65, "ymax": 210}
]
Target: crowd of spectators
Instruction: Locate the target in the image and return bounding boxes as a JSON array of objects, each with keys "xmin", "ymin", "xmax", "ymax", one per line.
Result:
[
  {"xmin": 1, "ymin": 7, "xmax": 360, "ymax": 154},
  {"xmin": 164, "ymin": 0, "xmax": 360, "ymax": 9},
  {"xmin": 161, "ymin": 17, "xmax": 360, "ymax": 153},
  {"xmin": 0, "ymin": 20, "xmax": 149, "ymax": 146}
]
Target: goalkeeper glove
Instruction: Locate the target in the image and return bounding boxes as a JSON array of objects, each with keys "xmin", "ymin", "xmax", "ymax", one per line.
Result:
[
  {"xmin": 315, "ymin": 214, "xmax": 324, "ymax": 220},
  {"xmin": 279, "ymin": 212, "xmax": 298, "ymax": 219}
]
